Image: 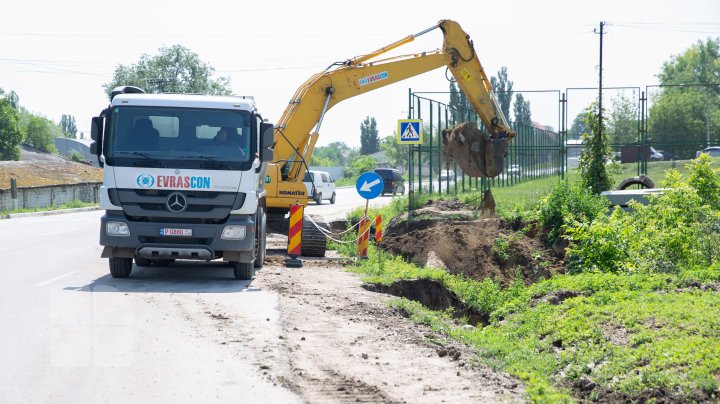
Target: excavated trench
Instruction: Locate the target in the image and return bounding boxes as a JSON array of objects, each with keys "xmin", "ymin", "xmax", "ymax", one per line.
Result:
[{"xmin": 363, "ymin": 279, "xmax": 489, "ymax": 326}]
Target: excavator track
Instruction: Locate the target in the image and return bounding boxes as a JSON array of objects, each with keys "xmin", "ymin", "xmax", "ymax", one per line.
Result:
[{"xmin": 301, "ymin": 219, "xmax": 327, "ymax": 257}]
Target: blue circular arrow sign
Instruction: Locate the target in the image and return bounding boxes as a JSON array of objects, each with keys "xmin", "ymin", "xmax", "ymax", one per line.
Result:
[{"xmin": 356, "ymin": 172, "xmax": 383, "ymax": 200}]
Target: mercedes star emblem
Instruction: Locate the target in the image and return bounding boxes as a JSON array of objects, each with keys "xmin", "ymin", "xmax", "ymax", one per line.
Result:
[{"xmin": 166, "ymin": 192, "xmax": 188, "ymax": 212}]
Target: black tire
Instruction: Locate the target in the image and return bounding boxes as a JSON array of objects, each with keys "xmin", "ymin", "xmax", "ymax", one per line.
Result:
[
  {"xmin": 232, "ymin": 261, "xmax": 255, "ymax": 280},
  {"xmin": 153, "ymin": 259, "xmax": 174, "ymax": 266},
  {"xmin": 330, "ymin": 192, "xmax": 336, "ymax": 204},
  {"xmin": 134, "ymin": 256, "xmax": 152, "ymax": 267},
  {"xmin": 109, "ymin": 257, "xmax": 133, "ymax": 278},
  {"xmin": 315, "ymin": 193, "xmax": 322, "ymax": 205},
  {"xmin": 254, "ymin": 207, "xmax": 267, "ymax": 269}
]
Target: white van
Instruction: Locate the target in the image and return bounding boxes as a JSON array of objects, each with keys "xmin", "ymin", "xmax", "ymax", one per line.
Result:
[{"xmin": 303, "ymin": 170, "xmax": 337, "ymax": 204}]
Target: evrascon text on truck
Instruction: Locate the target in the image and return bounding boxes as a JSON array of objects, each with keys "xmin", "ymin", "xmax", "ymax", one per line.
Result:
[{"xmin": 90, "ymin": 86, "xmax": 274, "ymax": 280}]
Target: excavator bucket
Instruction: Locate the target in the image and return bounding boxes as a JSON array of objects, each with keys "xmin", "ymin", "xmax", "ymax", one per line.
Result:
[{"xmin": 441, "ymin": 122, "xmax": 508, "ymax": 178}]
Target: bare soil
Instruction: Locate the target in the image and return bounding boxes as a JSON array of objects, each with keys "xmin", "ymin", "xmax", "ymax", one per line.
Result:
[
  {"xmin": 0, "ymin": 160, "xmax": 102, "ymax": 190},
  {"xmin": 380, "ymin": 199, "xmax": 563, "ymax": 287},
  {"xmin": 254, "ymin": 250, "xmax": 526, "ymax": 403}
]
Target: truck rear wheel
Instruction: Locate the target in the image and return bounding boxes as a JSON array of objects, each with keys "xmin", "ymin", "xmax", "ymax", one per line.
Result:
[
  {"xmin": 135, "ymin": 256, "xmax": 152, "ymax": 267},
  {"xmin": 233, "ymin": 262, "xmax": 255, "ymax": 280},
  {"xmin": 109, "ymin": 257, "xmax": 133, "ymax": 278}
]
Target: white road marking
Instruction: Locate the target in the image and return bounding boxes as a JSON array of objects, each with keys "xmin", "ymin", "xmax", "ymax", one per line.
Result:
[{"xmin": 34, "ymin": 270, "xmax": 80, "ymax": 287}]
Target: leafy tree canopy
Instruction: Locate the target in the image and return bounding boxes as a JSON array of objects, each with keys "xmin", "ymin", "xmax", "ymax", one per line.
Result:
[
  {"xmin": 360, "ymin": 116, "xmax": 379, "ymax": 155},
  {"xmin": 513, "ymin": 93, "xmax": 532, "ymax": 126},
  {"xmin": 104, "ymin": 45, "xmax": 232, "ymax": 97},
  {"xmin": 60, "ymin": 114, "xmax": 77, "ymax": 139},
  {"xmin": 0, "ymin": 88, "xmax": 22, "ymax": 161},
  {"xmin": 311, "ymin": 141, "xmax": 352, "ymax": 166},
  {"xmin": 649, "ymin": 37, "xmax": 720, "ymax": 151},
  {"xmin": 490, "ymin": 66, "xmax": 513, "ymax": 120}
]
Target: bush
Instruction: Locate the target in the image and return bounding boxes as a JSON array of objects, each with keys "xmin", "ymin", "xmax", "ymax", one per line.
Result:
[
  {"xmin": 68, "ymin": 150, "xmax": 84, "ymax": 162},
  {"xmin": 565, "ymin": 156, "xmax": 720, "ymax": 274},
  {"xmin": 535, "ymin": 180, "xmax": 609, "ymax": 244}
]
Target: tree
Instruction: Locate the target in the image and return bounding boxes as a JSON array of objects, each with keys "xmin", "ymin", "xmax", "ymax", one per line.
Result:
[
  {"xmin": 360, "ymin": 116, "xmax": 379, "ymax": 155},
  {"xmin": 607, "ymin": 94, "xmax": 639, "ymax": 146},
  {"xmin": 649, "ymin": 37, "xmax": 720, "ymax": 150},
  {"xmin": 345, "ymin": 155, "xmax": 378, "ymax": 178},
  {"xmin": 311, "ymin": 141, "xmax": 351, "ymax": 166},
  {"xmin": 60, "ymin": 114, "xmax": 77, "ymax": 139},
  {"xmin": 24, "ymin": 115, "xmax": 57, "ymax": 153},
  {"xmin": 568, "ymin": 112, "xmax": 589, "ymax": 140},
  {"xmin": 380, "ymin": 134, "xmax": 406, "ymax": 168},
  {"xmin": 490, "ymin": 66, "xmax": 513, "ymax": 120},
  {"xmin": 449, "ymin": 82, "xmax": 472, "ymax": 124},
  {"xmin": 104, "ymin": 45, "xmax": 232, "ymax": 97},
  {"xmin": 513, "ymin": 94, "xmax": 532, "ymax": 126},
  {"xmin": 0, "ymin": 88, "xmax": 22, "ymax": 161},
  {"xmin": 578, "ymin": 102, "xmax": 612, "ymax": 194}
]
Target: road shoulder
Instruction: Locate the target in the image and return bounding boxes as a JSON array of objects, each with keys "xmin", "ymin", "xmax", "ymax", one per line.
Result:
[{"xmin": 254, "ymin": 255, "xmax": 525, "ymax": 403}]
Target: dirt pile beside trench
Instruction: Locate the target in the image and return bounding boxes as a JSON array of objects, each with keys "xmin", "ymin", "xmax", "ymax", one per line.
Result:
[{"xmin": 380, "ymin": 199, "xmax": 563, "ymax": 286}]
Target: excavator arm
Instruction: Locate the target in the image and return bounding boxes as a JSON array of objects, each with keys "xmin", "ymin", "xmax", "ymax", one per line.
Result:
[{"xmin": 267, "ymin": 19, "xmax": 516, "ymax": 211}]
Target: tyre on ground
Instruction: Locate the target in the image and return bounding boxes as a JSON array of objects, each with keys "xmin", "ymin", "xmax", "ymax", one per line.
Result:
[
  {"xmin": 232, "ymin": 261, "xmax": 254, "ymax": 280},
  {"xmin": 109, "ymin": 257, "xmax": 133, "ymax": 278}
]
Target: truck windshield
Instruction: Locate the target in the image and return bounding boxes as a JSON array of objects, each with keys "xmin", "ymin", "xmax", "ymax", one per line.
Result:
[{"xmin": 105, "ymin": 106, "xmax": 253, "ymax": 168}]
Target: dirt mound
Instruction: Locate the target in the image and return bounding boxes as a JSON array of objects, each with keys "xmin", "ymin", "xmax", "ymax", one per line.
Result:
[
  {"xmin": 441, "ymin": 122, "xmax": 508, "ymax": 178},
  {"xmin": 0, "ymin": 160, "xmax": 102, "ymax": 190},
  {"xmin": 381, "ymin": 200, "xmax": 563, "ymax": 287}
]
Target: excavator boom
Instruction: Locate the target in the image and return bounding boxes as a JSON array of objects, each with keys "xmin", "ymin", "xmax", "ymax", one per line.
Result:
[{"xmin": 267, "ymin": 19, "xmax": 516, "ymax": 211}]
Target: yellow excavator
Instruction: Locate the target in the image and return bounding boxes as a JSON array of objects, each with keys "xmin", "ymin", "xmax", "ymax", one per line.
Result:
[{"xmin": 265, "ymin": 19, "xmax": 517, "ymax": 255}]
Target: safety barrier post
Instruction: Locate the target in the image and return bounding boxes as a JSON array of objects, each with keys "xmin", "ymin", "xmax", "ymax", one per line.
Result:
[
  {"xmin": 375, "ymin": 214, "xmax": 382, "ymax": 242},
  {"xmin": 356, "ymin": 217, "xmax": 370, "ymax": 258},
  {"xmin": 284, "ymin": 204, "xmax": 304, "ymax": 267}
]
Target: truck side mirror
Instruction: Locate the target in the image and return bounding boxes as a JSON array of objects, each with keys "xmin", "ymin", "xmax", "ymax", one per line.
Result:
[
  {"xmin": 259, "ymin": 122, "xmax": 275, "ymax": 162},
  {"xmin": 90, "ymin": 116, "xmax": 103, "ymax": 142}
]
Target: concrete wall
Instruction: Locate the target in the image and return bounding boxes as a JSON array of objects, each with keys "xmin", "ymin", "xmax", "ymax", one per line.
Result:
[
  {"xmin": 54, "ymin": 138, "xmax": 98, "ymax": 167},
  {"xmin": 0, "ymin": 182, "xmax": 101, "ymax": 212}
]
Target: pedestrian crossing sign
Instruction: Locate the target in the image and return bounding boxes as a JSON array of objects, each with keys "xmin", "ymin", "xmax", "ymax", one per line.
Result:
[{"xmin": 397, "ymin": 119, "xmax": 422, "ymax": 144}]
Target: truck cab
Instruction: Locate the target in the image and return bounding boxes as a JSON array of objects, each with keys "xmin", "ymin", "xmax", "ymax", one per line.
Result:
[{"xmin": 91, "ymin": 87, "xmax": 274, "ymax": 280}]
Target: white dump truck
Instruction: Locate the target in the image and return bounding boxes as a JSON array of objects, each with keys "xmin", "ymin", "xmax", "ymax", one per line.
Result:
[{"xmin": 90, "ymin": 86, "xmax": 274, "ymax": 280}]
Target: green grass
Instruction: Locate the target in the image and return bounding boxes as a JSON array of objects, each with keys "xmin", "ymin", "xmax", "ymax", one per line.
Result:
[
  {"xmin": 0, "ymin": 200, "xmax": 97, "ymax": 217},
  {"xmin": 342, "ymin": 161, "xmax": 720, "ymax": 402},
  {"xmin": 351, "ymin": 248, "xmax": 720, "ymax": 402}
]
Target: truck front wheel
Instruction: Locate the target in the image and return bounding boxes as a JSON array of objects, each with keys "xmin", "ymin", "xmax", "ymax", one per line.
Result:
[
  {"xmin": 232, "ymin": 262, "xmax": 254, "ymax": 280},
  {"xmin": 109, "ymin": 257, "xmax": 133, "ymax": 278}
]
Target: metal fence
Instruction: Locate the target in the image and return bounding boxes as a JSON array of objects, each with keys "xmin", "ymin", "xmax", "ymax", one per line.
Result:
[
  {"xmin": 406, "ymin": 83, "xmax": 720, "ymax": 205},
  {"xmin": 406, "ymin": 90, "xmax": 564, "ymax": 206}
]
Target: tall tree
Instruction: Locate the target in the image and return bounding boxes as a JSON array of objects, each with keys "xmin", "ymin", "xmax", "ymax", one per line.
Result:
[
  {"xmin": 568, "ymin": 112, "xmax": 589, "ymax": 140},
  {"xmin": 380, "ymin": 134, "xmax": 406, "ymax": 168},
  {"xmin": 648, "ymin": 37, "xmax": 720, "ymax": 150},
  {"xmin": 360, "ymin": 116, "xmax": 379, "ymax": 155},
  {"xmin": 60, "ymin": 114, "xmax": 77, "ymax": 139},
  {"xmin": 490, "ymin": 66, "xmax": 513, "ymax": 120},
  {"xmin": 513, "ymin": 94, "xmax": 532, "ymax": 126},
  {"xmin": 104, "ymin": 45, "xmax": 232, "ymax": 97},
  {"xmin": 0, "ymin": 88, "xmax": 22, "ymax": 161},
  {"xmin": 24, "ymin": 115, "xmax": 57, "ymax": 153},
  {"xmin": 449, "ymin": 82, "xmax": 472, "ymax": 124},
  {"xmin": 578, "ymin": 102, "xmax": 612, "ymax": 194},
  {"xmin": 607, "ymin": 94, "xmax": 639, "ymax": 145}
]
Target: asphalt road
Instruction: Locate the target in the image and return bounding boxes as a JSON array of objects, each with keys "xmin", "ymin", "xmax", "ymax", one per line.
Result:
[{"xmin": 0, "ymin": 188, "xmax": 397, "ymax": 403}]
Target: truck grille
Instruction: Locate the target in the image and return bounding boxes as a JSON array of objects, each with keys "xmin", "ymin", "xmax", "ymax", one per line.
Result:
[{"xmin": 113, "ymin": 188, "xmax": 244, "ymax": 222}]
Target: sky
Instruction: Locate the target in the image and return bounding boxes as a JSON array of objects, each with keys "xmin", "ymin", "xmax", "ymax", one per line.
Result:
[{"xmin": 2, "ymin": 0, "xmax": 719, "ymax": 148}]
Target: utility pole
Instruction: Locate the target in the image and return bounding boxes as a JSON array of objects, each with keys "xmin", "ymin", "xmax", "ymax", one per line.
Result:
[{"xmin": 595, "ymin": 21, "xmax": 606, "ymax": 138}]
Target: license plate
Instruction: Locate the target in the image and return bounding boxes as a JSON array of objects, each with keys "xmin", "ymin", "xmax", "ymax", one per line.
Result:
[{"xmin": 160, "ymin": 228, "xmax": 192, "ymax": 236}]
